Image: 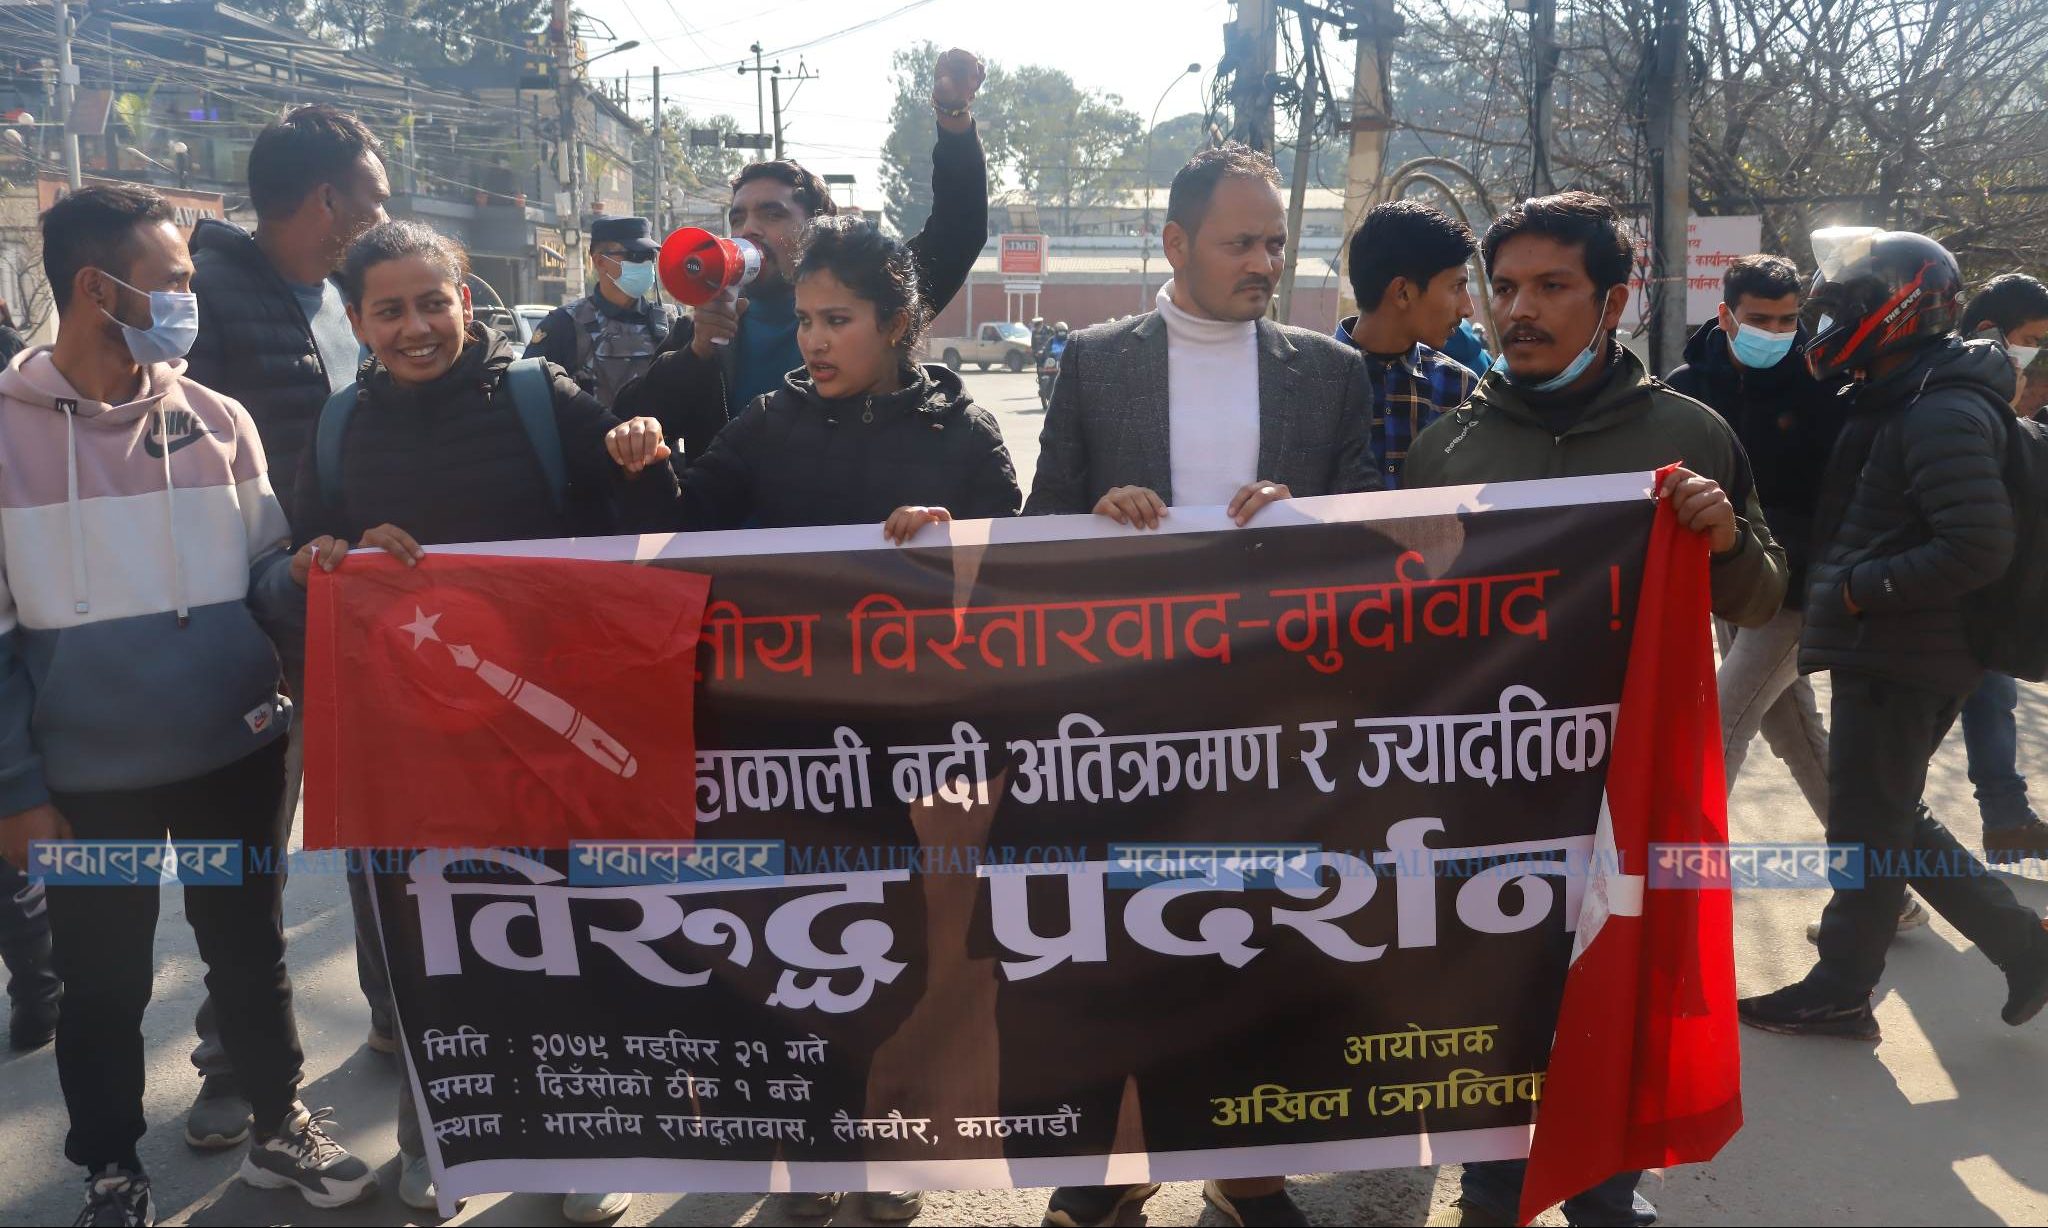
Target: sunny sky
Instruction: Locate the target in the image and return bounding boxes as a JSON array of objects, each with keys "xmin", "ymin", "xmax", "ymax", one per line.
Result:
[{"xmin": 582, "ymin": 0, "xmax": 1238, "ymax": 211}]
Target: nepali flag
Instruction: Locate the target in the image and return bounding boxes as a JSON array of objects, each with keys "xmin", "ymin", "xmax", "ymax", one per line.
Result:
[
  {"xmin": 302, "ymin": 553, "xmax": 711, "ymax": 849},
  {"xmin": 1519, "ymin": 477, "xmax": 1743, "ymax": 1224}
]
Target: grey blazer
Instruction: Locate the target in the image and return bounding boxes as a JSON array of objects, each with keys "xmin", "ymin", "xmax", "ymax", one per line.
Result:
[{"xmin": 1023, "ymin": 310, "xmax": 1383, "ymax": 515}]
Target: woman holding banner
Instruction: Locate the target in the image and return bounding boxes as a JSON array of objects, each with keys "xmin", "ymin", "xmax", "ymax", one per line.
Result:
[{"xmin": 611, "ymin": 215, "xmax": 1021, "ymax": 540}]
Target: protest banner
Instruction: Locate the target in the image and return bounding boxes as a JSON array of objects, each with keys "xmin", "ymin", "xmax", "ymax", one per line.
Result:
[{"xmin": 303, "ymin": 474, "xmax": 1739, "ymax": 1216}]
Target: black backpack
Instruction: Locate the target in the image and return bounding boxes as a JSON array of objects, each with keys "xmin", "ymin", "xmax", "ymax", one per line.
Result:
[{"xmin": 1964, "ymin": 403, "xmax": 2048, "ymax": 681}]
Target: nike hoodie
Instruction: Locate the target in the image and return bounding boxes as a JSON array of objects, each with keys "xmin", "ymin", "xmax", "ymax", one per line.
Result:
[{"xmin": 0, "ymin": 347, "xmax": 296, "ymax": 813}]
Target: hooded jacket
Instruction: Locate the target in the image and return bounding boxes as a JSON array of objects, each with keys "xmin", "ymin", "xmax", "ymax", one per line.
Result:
[
  {"xmin": 186, "ymin": 218, "xmax": 338, "ymax": 521},
  {"xmin": 1799, "ymin": 337, "xmax": 2016, "ymax": 694},
  {"xmin": 1404, "ymin": 344, "xmax": 1787, "ymax": 628},
  {"xmin": 1666, "ymin": 321, "xmax": 1845, "ymax": 608},
  {"xmin": 663, "ymin": 362, "xmax": 1020, "ymax": 531},
  {"xmin": 0, "ymin": 348, "xmax": 296, "ymax": 811}
]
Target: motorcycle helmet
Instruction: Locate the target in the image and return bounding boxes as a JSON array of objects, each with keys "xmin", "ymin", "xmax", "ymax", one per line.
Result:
[{"xmin": 1803, "ymin": 227, "xmax": 1963, "ymax": 380}]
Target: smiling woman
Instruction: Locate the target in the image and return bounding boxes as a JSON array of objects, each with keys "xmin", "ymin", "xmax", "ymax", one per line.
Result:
[{"xmin": 339, "ymin": 221, "xmax": 471, "ymax": 386}]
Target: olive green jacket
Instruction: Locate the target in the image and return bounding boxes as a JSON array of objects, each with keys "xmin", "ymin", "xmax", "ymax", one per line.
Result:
[{"xmin": 1405, "ymin": 346, "xmax": 1787, "ymax": 627}]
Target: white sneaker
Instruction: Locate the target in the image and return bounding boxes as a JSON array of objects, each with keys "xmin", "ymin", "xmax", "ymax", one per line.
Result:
[
  {"xmin": 562, "ymin": 1191, "xmax": 633, "ymax": 1223},
  {"xmin": 396, "ymin": 1152, "xmax": 469, "ymax": 1214}
]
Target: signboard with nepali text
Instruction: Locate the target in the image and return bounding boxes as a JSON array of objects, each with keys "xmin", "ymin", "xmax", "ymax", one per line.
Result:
[
  {"xmin": 37, "ymin": 173, "xmax": 224, "ymax": 237},
  {"xmin": 302, "ymin": 476, "xmax": 1742, "ymax": 1221}
]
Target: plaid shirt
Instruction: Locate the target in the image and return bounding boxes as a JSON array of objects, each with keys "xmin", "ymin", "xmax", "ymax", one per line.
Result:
[{"xmin": 1335, "ymin": 322, "xmax": 1479, "ymax": 489}]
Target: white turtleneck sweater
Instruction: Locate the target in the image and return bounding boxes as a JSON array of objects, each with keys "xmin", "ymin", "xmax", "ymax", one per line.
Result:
[{"xmin": 1157, "ymin": 281, "xmax": 1260, "ymax": 506}]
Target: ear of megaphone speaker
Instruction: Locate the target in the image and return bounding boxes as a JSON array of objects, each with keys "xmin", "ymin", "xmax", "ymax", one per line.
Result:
[{"xmin": 658, "ymin": 227, "xmax": 762, "ymax": 308}]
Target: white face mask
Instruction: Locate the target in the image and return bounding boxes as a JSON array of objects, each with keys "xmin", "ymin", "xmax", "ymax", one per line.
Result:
[{"xmin": 2009, "ymin": 342, "xmax": 2041, "ymax": 372}]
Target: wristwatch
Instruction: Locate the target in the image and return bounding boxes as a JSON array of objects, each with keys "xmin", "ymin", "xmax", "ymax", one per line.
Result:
[{"xmin": 933, "ymin": 99, "xmax": 971, "ymax": 120}]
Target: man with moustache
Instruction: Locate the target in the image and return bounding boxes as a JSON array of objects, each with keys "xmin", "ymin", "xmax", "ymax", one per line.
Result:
[
  {"xmin": 1407, "ymin": 191, "xmax": 1785, "ymax": 1228},
  {"xmin": 1022, "ymin": 143, "xmax": 1377, "ymax": 1228},
  {"xmin": 613, "ymin": 48, "xmax": 988, "ymax": 462}
]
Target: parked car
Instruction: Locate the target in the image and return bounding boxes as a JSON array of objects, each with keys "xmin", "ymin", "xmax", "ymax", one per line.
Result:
[
  {"xmin": 925, "ymin": 320, "xmax": 1033, "ymax": 372},
  {"xmin": 513, "ymin": 304, "xmax": 555, "ymax": 346}
]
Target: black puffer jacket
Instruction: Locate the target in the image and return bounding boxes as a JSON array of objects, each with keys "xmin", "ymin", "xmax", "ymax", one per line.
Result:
[
  {"xmin": 615, "ymin": 120, "xmax": 990, "ymax": 455},
  {"xmin": 663, "ymin": 362, "xmax": 1019, "ymax": 530},
  {"xmin": 1799, "ymin": 337, "xmax": 2017, "ymax": 693},
  {"xmin": 292, "ymin": 325, "xmax": 676, "ymax": 548},
  {"xmin": 1666, "ymin": 321, "xmax": 1846, "ymax": 609},
  {"xmin": 186, "ymin": 218, "xmax": 335, "ymax": 520}
]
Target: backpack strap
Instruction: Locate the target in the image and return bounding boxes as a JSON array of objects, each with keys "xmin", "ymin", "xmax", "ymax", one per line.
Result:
[
  {"xmin": 314, "ymin": 382, "xmax": 360, "ymax": 512},
  {"xmin": 504, "ymin": 357, "xmax": 567, "ymax": 515}
]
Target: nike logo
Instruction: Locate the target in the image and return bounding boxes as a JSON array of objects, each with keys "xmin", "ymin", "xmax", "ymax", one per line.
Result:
[{"xmin": 143, "ymin": 409, "xmax": 217, "ymax": 459}]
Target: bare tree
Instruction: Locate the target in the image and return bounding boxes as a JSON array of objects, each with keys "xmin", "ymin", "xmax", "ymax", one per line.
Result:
[{"xmin": 1393, "ymin": 0, "xmax": 2048, "ymax": 275}]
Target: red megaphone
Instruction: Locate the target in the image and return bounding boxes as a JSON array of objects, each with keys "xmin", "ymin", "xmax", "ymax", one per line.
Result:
[{"xmin": 658, "ymin": 227, "xmax": 763, "ymax": 307}]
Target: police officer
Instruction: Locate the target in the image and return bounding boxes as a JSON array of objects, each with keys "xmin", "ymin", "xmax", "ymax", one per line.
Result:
[{"xmin": 525, "ymin": 215, "xmax": 675, "ymax": 409}]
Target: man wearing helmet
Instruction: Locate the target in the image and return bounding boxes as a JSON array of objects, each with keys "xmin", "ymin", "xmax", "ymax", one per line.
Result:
[{"xmin": 1739, "ymin": 229, "xmax": 2048, "ymax": 1042}]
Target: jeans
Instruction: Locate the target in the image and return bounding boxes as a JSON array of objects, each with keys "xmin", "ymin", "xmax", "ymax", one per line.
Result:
[
  {"xmin": 1811, "ymin": 672, "xmax": 2043, "ymax": 997},
  {"xmin": 1959, "ymin": 672, "xmax": 2037, "ymax": 832},
  {"xmin": 45, "ymin": 741, "xmax": 302, "ymax": 1173},
  {"xmin": 1716, "ymin": 611, "xmax": 1830, "ymax": 821},
  {"xmin": 1460, "ymin": 1160, "xmax": 1654, "ymax": 1226}
]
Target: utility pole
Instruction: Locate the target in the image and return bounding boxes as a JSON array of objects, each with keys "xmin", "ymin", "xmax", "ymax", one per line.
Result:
[
  {"xmin": 738, "ymin": 43, "xmax": 777, "ymax": 148},
  {"xmin": 1275, "ymin": 9, "xmax": 1317, "ymax": 324},
  {"xmin": 54, "ymin": 0, "xmax": 80, "ymax": 190},
  {"xmin": 1528, "ymin": 0, "xmax": 1558, "ymax": 195},
  {"xmin": 1227, "ymin": 0, "xmax": 1278, "ymax": 153},
  {"xmin": 552, "ymin": 0, "xmax": 583, "ymax": 295},
  {"xmin": 767, "ymin": 60, "xmax": 816, "ymax": 161},
  {"xmin": 1644, "ymin": 0, "xmax": 1689, "ymax": 375},
  {"xmin": 1334, "ymin": 0, "xmax": 1401, "ymax": 325},
  {"xmin": 651, "ymin": 66, "xmax": 664, "ymax": 232}
]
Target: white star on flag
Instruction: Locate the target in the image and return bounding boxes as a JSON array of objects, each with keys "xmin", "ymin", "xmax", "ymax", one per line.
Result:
[{"xmin": 399, "ymin": 607, "xmax": 443, "ymax": 649}]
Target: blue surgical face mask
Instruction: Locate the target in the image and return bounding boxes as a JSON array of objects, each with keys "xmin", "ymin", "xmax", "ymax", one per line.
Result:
[
  {"xmin": 99, "ymin": 272, "xmax": 199, "ymax": 365},
  {"xmin": 1499, "ymin": 320, "xmax": 1604, "ymax": 393},
  {"xmin": 611, "ymin": 259, "xmax": 656, "ymax": 300},
  {"xmin": 1729, "ymin": 322, "xmax": 1796, "ymax": 369}
]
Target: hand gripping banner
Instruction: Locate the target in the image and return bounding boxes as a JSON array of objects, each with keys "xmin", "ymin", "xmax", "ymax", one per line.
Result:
[{"xmin": 304, "ymin": 475, "xmax": 1739, "ymax": 1219}]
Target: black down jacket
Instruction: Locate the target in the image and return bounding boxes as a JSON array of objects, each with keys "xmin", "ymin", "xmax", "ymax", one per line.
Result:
[
  {"xmin": 662, "ymin": 362, "xmax": 1020, "ymax": 531},
  {"xmin": 1799, "ymin": 336, "xmax": 2018, "ymax": 694},
  {"xmin": 186, "ymin": 218, "xmax": 339, "ymax": 521},
  {"xmin": 1666, "ymin": 321, "xmax": 1846, "ymax": 610},
  {"xmin": 292, "ymin": 325, "xmax": 676, "ymax": 548}
]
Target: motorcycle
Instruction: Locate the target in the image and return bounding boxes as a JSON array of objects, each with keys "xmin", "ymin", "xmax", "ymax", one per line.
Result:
[{"xmin": 1037, "ymin": 338, "xmax": 1066, "ymax": 410}]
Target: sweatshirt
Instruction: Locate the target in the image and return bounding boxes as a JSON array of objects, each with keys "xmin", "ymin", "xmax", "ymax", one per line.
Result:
[{"xmin": 0, "ymin": 347, "xmax": 296, "ymax": 811}]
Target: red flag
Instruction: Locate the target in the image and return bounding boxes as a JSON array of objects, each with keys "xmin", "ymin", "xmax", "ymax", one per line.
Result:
[
  {"xmin": 302, "ymin": 553, "xmax": 711, "ymax": 849},
  {"xmin": 1519, "ymin": 480, "xmax": 1743, "ymax": 1224}
]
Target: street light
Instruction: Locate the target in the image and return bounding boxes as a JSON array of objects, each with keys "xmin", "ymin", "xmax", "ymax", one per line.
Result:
[
  {"xmin": 1139, "ymin": 62, "xmax": 1202, "ymax": 310},
  {"xmin": 572, "ymin": 39, "xmax": 639, "ymax": 71}
]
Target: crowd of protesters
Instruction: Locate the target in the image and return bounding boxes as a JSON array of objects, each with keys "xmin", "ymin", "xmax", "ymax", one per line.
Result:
[{"xmin": 0, "ymin": 43, "xmax": 2045, "ymax": 1228}]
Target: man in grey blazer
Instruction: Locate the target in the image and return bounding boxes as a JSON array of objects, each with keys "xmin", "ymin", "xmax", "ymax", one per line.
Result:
[
  {"xmin": 1024, "ymin": 146, "xmax": 1381, "ymax": 530},
  {"xmin": 1023, "ymin": 144, "xmax": 1378, "ymax": 1228}
]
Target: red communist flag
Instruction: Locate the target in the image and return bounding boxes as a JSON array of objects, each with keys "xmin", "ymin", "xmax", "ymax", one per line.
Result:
[
  {"xmin": 1519, "ymin": 476, "xmax": 1743, "ymax": 1224},
  {"xmin": 301, "ymin": 553, "xmax": 711, "ymax": 849}
]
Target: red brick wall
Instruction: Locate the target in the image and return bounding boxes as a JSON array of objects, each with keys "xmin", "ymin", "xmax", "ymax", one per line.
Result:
[{"xmin": 925, "ymin": 280, "xmax": 1343, "ymax": 342}]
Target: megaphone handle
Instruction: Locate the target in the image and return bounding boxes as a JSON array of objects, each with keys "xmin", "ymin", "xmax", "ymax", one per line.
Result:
[{"xmin": 708, "ymin": 285, "xmax": 739, "ymax": 346}]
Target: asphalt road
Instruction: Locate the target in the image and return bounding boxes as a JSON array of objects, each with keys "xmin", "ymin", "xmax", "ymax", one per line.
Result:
[{"xmin": 2, "ymin": 367, "xmax": 2044, "ymax": 1225}]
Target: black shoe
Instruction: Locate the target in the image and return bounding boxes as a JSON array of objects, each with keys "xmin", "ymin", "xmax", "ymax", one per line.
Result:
[
  {"xmin": 782, "ymin": 1192, "xmax": 842, "ymax": 1218},
  {"xmin": 1987, "ymin": 819, "xmax": 2048, "ymax": 866},
  {"xmin": 863, "ymin": 1191, "xmax": 925, "ymax": 1221},
  {"xmin": 1738, "ymin": 979, "xmax": 1880, "ymax": 1040},
  {"xmin": 1043, "ymin": 1183, "xmax": 1161, "ymax": 1227},
  {"xmin": 1203, "ymin": 1180, "xmax": 1310, "ymax": 1227},
  {"xmin": 9, "ymin": 984, "xmax": 59, "ymax": 1050},
  {"xmin": 73, "ymin": 1166, "xmax": 153, "ymax": 1227},
  {"xmin": 184, "ymin": 1075, "xmax": 251, "ymax": 1150},
  {"xmin": 237, "ymin": 1103, "xmax": 375, "ymax": 1207},
  {"xmin": 2001, "ymin": 919, "xmax": 2048, "ymax": 1026}
]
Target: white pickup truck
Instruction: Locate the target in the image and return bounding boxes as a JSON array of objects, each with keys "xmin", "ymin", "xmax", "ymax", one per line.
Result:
[{"xmin": 926, "ymin": 320, "xmax": 1034, "ymax": 372}]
